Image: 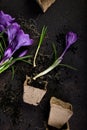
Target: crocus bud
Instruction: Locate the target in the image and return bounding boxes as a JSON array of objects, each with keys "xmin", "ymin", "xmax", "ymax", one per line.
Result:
[
  {"xmin": 60, "ymin": 32, "xmax": 77, "ymax": 58},
  {"xmin": 66, "ymin": 32, "xmax": 77, "ymax": 49}
]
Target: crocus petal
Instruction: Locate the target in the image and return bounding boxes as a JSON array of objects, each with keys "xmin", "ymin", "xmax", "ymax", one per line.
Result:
[
  {"xmin": 0, "ymin": 25, "xmax": 5, "ymax": 32},
  {"xmin": 0, "ymin": 48, "xmax": 12, "ymax": 64},
  {"xmin": 4, "ymin": 47, "xmax": 12, "ymax": 58},
  {"xmin": 18, "ymin": 50, "xmax": 28, "ymax": 58},
  {"xmin": 7, "ymin": 22, "xmax": 20, "ymax": 43},
  {"xmin": 12, "ymin": 29, "xmax": 33, "ymax": 52},
  {"xmin": 66, "ymin": 32, "xmax": 77, "ymax": 48},
  {"xmin": 0, "ymin": 11, "xmax": 15, "ymax": 27},
  {"xmin": 16, "ymin": 29, "xmax": 33, "ymax": 47},
  {"xmin": 3, "ymin": 45, "xmax": 15, "ymax": 61}
]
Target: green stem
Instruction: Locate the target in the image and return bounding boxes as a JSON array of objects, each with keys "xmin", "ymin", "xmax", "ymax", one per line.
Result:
[
  {"xmin": 0, "ymin": 42, "xmax": 4, "ymax": 55},
  {"xmin": 14, "ymin": 55, "xmax": 32, "ymax": 61},
  {"xmin": 11, "ymin": 66, "xmax": 15, "ymax": 80},
  {"xmin": 0, "ymin": 64, "xmax": 10, "ymax": 73},
  {"xmin": 59, "ymin": 63, "xmax": 77, "ymax": 70},
  {"xmin": 33, "ymin": 58, "xmax": 62, "ymax": 80},
  {"xmin": 0, "ymin": 58, "xmax": 13, "ymax": 73},
  {"xmin": 2, "ymin": 36, "xmax": 6, "ymax": 48},
  {"xmin": 52, "ymin": 43, "xmax": 57, "ymax": 60},
  {"xmin": 33, "ymin": 26, "xmax": 47, "ymax": 67},
  {"xmin": 0, "ymin": 55, "xmax": 32, "ymax": 74}
]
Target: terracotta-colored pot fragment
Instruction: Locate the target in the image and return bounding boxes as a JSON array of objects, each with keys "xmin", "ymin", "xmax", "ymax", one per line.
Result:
[
  {"xmin": 23, "ymin": 76, "xmax": 47, "ymax": 106},
  {"xmin": 48, "ymin": 97, "xmax": 73, "ymax": 129},
  {"xmin": 36, "ymin": 0, "xmax": 56, "ymax": 12}
]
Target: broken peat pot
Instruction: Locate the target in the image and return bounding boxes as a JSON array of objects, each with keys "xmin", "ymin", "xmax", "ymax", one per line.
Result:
[
  {"xmin": 23, "ymin": 75, "xmax": 47, "ymax": 106},
  {"xmin": 48, "ymin": 97, "xmax": 73, "ymax": 130},
  {"xmin": 36, "ymin": 0, "xmax": 56, "ymax": 12},
  {"xmin": 47, "ymin": 122, "xmax": 70, "ymax": 130}
]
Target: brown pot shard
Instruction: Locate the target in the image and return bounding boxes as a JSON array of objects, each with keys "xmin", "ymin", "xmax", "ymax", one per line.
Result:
[
  {"xmin": 48, "ymin": 97, "xmax": 73, "ymax": 129},
  {"xmin": 23, "ymin": 75, "xmax": 47, "ymax": 106},
  {"xmin": 36, "ymin": 0, "xmax": 56, "ymax": 12}
]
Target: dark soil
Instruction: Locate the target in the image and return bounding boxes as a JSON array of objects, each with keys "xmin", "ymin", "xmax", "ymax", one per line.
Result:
[{"xmin": 0, "ymin": 0, "xmax": 86, "ymax": 130}]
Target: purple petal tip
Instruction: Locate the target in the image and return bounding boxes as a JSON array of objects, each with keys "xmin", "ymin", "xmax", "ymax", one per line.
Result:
[{"xmin": 66, "ymin": 32, "xmax": 77, "ymax": 48}]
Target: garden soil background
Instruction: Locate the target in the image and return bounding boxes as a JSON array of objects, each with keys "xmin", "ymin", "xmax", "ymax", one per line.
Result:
[{"xmin": 0, "ymin": 0, "xmax": 87, "ymax": 130}]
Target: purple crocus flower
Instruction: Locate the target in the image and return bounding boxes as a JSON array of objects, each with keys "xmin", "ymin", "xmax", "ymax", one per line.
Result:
[
  {"xmin": 0, "ymin": 11, "xmax": 15, "ymax": 28},
  {"xmin": 1, "ymin": 29, "xmax": 33, "ymax": 63},
  {"xmin": 60, "ymin": 32, "xmax": 77, "ymax": 58},
  {"xmin": 0, "ymin": 10, "xmax": 33, "ymax": 74},
  {"xmin": 0, "ymin": 11, "xmax": 33, "ymax": 65}
]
